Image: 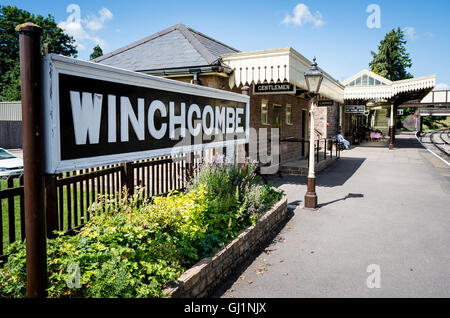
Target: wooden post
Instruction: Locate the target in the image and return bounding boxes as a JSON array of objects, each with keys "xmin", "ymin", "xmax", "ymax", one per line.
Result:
[
  {"xmin": 17, "ymin": 22, "xmax": 47, "ymax": 298},
  {"xmin": 316, "ymin": 140, "xmax": 320, "ymax": 163},
  {"xmin": 389, "ymin": 103, "xmax": 394, "ymax": 150},
  {"xmin": 188, "ymin": 152, "xmax": 195, "ymax": 179},
  {"xmin": 419, "ymin": 116, "xmax": 423, "ymax": 135},
  {"xmin": 123, "ymin": 163, "xmax": 134, "ymax": 195},
  {"xmin": 241, "ymin": 86, "xmax": 250, "ymax": 164},
  {"xmin": 45, "ymin": 175, "xmax": 58, "ymax": 238}
]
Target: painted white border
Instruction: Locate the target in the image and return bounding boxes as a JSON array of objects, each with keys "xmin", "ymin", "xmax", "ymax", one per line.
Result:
[
  {"xmin": 42, "ymin": 54, "xmax": 250, "ymax": 173},
  {"xmin": 415, "ymin": 131, "xmax": 450, "ymax": 166}
]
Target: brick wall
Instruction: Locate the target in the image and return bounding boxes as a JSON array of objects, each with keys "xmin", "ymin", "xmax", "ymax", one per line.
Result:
[
  {"xmin": 313, "ymin": 106, "xmax": 327, "ymax": 139},
  {"xmin": 326, "ymin": 103, "xmax": 339, "ymax": 138},
  {"xmin": 313, "ymin": 102, "xmax": 339, "ymax": 140},
  {"xmin": 163, "ymin": 74, "xmax": 323, "ymax": 164}
]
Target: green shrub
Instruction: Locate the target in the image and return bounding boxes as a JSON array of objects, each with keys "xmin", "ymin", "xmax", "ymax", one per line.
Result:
[
  {"xmin": 187, "ymin": 162, "xmax": 276, "ymax": 243},
  {"xmin": 0, "ymin": 163, "xmax": 283, "ymax": 298}
]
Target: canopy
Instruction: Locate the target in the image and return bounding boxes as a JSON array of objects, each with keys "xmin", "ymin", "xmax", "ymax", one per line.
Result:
[
  {"xmin": 222, "ymin": 47, "xmax": 345, "ymax": 103},
  {"xmin": 342, "ymin": 69, "xmax": 435, "ymax": 102}
]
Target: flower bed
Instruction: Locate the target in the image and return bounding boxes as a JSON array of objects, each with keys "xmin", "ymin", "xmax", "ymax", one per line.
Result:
[
  {"xmin": 0, "ymin": 162, "xmax": 283, "ymax": 298},
  {"xmin": 163, "ymin": 196, "xmax": 287, "ymax": 298}
]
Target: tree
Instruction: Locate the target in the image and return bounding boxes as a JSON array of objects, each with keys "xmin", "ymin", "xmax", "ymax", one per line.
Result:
[
  {"xmin": 370, "ymin": 27, "xmax": 416, "ymax": 128},
  {"xmin": 0, "ymin": 5, "xmax": 78, "ymax": 101},
  {"xmin": 90, "ymin": 45, "xmax": 103, "ymax": 60},
  {"xmin": 369, "ymin": 27, "xmax": 413, "ymax": 81}
]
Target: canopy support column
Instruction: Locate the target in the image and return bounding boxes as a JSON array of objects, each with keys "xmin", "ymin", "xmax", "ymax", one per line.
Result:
[{"xmin": 389, "ymin": 103, "xmax": 394, "ymax": 150}]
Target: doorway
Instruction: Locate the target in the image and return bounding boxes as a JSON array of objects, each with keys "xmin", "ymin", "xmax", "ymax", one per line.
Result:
[
  {"xmin": 272, "ymin": 105, "xmax": 282, "ymax": 164},
  {"xmin": 272, "ymin": 105, "xmax": 282, "ymax": 129}
]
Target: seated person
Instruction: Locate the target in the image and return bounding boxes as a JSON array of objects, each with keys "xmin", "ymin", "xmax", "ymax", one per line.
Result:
[
  {"xmin": 370, "ymin": 131, "xmax": 381, "ymax": 141},
  {"xmin": 335, "ymin": 132, "xmax": 350, "ymax": 149}
]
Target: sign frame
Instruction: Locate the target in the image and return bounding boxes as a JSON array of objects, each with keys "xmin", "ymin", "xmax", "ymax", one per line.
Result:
[
  {"xmin": 42, "ymin": 54, "xmax": 250, "ymax": 174},
  {"xmin": 317, "ymin": 100, "xmax": 334, "ymax": 107},
  {"xmin": 344, "ymin": 105, "xmax": 366, "ymax": 114},
  {"xmin": 253, "ymin": 82, "xmax": 296, "ymax": 95}
]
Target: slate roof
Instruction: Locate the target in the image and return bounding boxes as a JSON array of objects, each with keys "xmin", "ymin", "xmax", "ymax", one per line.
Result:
[{"xmin": 94, "ymin": 24, "xmax": 239, "ymax": 72}]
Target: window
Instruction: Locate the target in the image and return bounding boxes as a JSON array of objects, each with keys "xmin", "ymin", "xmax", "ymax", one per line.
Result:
[
  {"xmin": 261, "ymin": 100, "xmax": 268, "ymax": 125},
  {"xmin": 362, "ymin": 74, "xmax": 368, "ymax": 85},
  {"xmin": 286, "ymin": 104, "xmax": 292, "ymax": 125},
  {"xmin": 0, "ymin": 149, "xmax": 15, "ymax": 160}
]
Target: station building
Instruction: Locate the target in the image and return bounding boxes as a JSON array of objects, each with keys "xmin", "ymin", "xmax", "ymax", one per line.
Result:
[{"xmin": 94, "ymin": 23, "xmax": 435, "ymax": 166}]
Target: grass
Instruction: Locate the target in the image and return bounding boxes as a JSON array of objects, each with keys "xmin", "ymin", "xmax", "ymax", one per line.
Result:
[
  {"xmin": 1, "ymin": 178, "xmax": 22, "ymax": 254},
  {"xmin": 423, "ymin": 117, "xmax": 450, "ymax": 131},
  {"xmin": 1, "ymin": 177, "xmax": 100, "ymax": 255}
]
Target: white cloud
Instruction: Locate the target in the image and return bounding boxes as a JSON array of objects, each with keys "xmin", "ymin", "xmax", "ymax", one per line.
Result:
[
  {"xmin": 403, "ymin": 27, "xmax": 417, "ymax": 40},
  {"xmin": 58, "ymin": 4, "xmax": 113, "ymax": 52},
  {"xmin": 434, "ymin": 83, "xmax": 449, "ymax": 91},
  {"xmin": 85, "ymin": 7, "xmax": 113, "ymax": 31},
  {"xmin": 282, "ymin": 3, "xmax": 324, "ymax": 28}
]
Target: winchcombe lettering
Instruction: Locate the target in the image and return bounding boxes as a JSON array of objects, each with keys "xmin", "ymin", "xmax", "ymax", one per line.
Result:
[{"xmin": 69, "ymin": 91, "xmax": 245, "ymax": 145}]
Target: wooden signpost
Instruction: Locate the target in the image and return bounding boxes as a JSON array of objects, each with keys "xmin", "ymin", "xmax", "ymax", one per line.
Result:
[
  {"xmin": 17, "ymin": 22, "xmax": 47, "ymax": 298},
  {"xmin": 16, "ymin": 22, "xmax": 250, "ymax": 298}
]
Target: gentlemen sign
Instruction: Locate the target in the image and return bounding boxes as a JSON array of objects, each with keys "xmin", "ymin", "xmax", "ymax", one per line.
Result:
[
  {"xmin": 253, "ymin": 82, "xmax": 295, "ymax": 95},
  {"xmin": 42, "ymin": 55, "xmax": 249, "ymax": 173},
  {"xmin": 344, "ymin": 105, "xmax": 366, "ymax": 114}
]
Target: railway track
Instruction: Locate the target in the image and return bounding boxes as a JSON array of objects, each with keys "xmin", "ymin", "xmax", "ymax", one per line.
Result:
[{"xmin": 419, "ymin": 129, "xmax": 450, "ymax": 162}]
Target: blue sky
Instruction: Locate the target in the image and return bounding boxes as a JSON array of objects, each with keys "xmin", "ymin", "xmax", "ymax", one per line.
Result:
[{"xmin": 5, "ymin": 0, "xmax": 450, "ymax": 89}]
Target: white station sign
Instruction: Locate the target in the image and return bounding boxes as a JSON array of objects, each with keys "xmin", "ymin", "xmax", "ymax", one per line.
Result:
[{"xmin": 42, "ymin": 54, "xmax": 250, "ymax": 173}]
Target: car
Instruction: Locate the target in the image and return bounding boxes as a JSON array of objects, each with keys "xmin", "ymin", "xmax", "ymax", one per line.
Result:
[{"xmin": 0, "ymin": 148, "xmax": 24, "ymax": 178}]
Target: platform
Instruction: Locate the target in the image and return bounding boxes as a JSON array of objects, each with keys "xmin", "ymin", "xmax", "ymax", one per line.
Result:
[{"xmin": 216, "ymin": 133, "xmax": 450, "ymax": 298}]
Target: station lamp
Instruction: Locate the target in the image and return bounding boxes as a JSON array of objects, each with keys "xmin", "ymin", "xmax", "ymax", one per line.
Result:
[
  {"xmin": 304, "ymin": 57, "xmax": 324, "ymax": 209},
  {"xmin": 304, "ymin": 57, "xmax": 324, "ymax": 96}
]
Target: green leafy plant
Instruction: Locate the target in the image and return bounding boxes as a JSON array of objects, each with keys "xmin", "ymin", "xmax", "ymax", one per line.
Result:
[{"xmin": 0, "ymin": 162, "xmax": 283, "ymax": 298}]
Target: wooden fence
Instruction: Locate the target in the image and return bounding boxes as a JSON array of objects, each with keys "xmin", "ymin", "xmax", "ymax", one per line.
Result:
[{"xmin": 0, "ymin": 154, "xmax": 192, "ymax": 257}]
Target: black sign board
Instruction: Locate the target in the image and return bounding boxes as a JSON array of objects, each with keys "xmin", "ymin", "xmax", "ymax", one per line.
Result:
[
  {"xmin": 253, "ymin": 82, "xmax": 295, "ymax": 95},
  {"xmin": 344, "ymin": 105, "xmax": 366, "ymax": 114},
  {"xmin": 42, "ymin": 55, "xmax": 249, "ymax": 173},
  {"xmin": 317, "ymin": 100, "xmax": 334, "ymax": 106}
]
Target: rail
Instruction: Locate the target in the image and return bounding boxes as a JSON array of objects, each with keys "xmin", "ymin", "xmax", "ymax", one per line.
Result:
[{"xmin": 280, "ymin": 137, "xmax": 341, "ymax": 163}]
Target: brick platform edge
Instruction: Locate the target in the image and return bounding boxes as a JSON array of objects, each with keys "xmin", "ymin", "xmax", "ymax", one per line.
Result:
[{"xmin": 162, "ymin": 197, "xmax": 288, "ymax": 298}]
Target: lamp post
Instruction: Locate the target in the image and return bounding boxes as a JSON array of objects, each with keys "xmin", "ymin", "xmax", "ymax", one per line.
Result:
[{"xmin": 304, "ymin": 57, "xmax": 323, "ymax": 209}]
